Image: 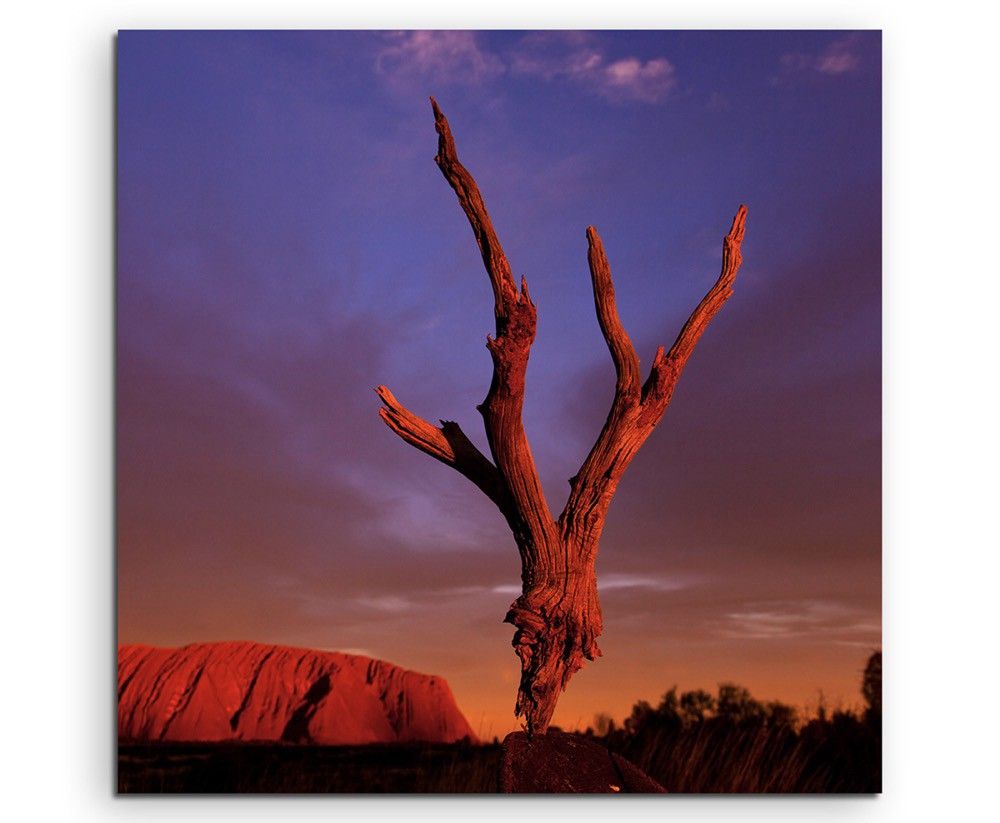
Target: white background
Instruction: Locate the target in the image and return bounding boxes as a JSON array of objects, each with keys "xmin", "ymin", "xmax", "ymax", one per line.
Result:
[{"xmin": 2, "ymin": 1, "xmax": 998, "ymax": 820}]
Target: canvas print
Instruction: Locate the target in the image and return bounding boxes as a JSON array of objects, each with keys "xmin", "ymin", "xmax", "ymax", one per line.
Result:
[{"xmin": 116, "ymin": 30, "xmax": 881, "ymax": 793}]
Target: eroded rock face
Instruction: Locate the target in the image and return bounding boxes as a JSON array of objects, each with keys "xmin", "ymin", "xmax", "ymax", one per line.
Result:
[{"xmin": 118, "ymin": 641, "xmax": 477, "ymax": 745}]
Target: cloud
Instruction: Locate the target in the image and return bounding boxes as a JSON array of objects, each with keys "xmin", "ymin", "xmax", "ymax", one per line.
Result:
[
  {"xmin": 780, "ymin": 34, "xmax": 864, "ymax": 77},
  {"xmin": 373, "ymin": 31, "xmax": 677, "ymax": 104},
  {"xmin": 600, "ymin": 572, "xmax": 694, "ymax": 592},
  {"xmin": 509, "ymin": 32, "xmax": 677, "ymax": 103},
  {"xmin": 602, "ymin": 57, "xmax": 676, "ymax": 102},
  {"xmin": 356, "ymin": 595, "xmax": 414, "ymax": 613},
  {"xmin": 375, "ymin": 31, "xmax": 504, "ymax": 88},
  {"xmin": 489, "ymin": 572, "xmax": 695, "ymax": 597},
  {"xmin": 718, "ymin": 600, "xmax": 881, "ymax": 643}
]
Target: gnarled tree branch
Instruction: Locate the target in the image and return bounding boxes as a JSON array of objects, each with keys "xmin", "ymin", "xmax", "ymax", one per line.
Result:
[
  {"xmin": 641, "ymin": 205, "xmax": 748, "ymax": 412},
  {"xmin": 375, "ymin": 385, "xmax": 508, "ymax": 511},
  {"xmin": 558, "ymin": 227, "xmax": 645, "ymax": 546},
  {"xmin": 586, "ymin": 226, "xmax": 642, "ymax": 399},
  {"xmin": 431, "ymin": 98, "xmax": 519, "ymax": 321},
  {"xmin": 430, "ymin": 96, "xmax": 557, "ymax": 558},
  {"xmin": 376, "ymin": 98, "xmax": 748, "ymax": 736},
  {"xmin": 560, "ymin": 208, "xmax": 748, "ymax": 547}
]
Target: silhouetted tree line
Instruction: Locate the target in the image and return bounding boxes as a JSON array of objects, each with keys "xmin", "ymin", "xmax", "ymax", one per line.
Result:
[{"xmin": 584, "ymin": 651, "xmax": 881, "ymax": 793}]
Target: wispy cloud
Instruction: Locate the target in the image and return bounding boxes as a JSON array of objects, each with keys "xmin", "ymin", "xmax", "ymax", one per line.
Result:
[
  {"xmin": 718, "ymin": 599, "xmax": 881, "ymax": 643},
  {"xmin": 600, "ymin": 572, "xmax": 693, "ymax": 592},
  {"xmin": 780, "ymin": 34, "xmax": 864, "ymax": 78},
  {"xmin": 376, "ymin": 31, "xmax": 504, "ymax": 88},
  {"xmin": 490, "ymin": 572, "xmax": 694, "ymax": 597},
  {"xmin": 356, "ymin": 594, "xmax": 414, "ymax": 613},
  {"xmin": 509, "ymin": 32, "xmax": 677, "ymax": 103},
  {"xmin": 373, "ymin": 31, "xmax": 677, "ymax": 104}
]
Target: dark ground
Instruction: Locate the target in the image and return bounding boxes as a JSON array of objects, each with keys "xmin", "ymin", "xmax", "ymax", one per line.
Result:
[
  {"xmin": 118, "ymin": 720, "xmax": 879, "ymax": 794},
  {"xmin": 118, "ymin": 740, "xmax": 501, "ymax": 794}
]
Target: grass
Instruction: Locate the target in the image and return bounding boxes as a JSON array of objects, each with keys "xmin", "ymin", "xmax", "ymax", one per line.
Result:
[
  {"xmin": 117, "ymin": 740, "xmax": 501, "ymax": 794},
  {"xmin": 118, "ymin": 716, "xmax": 879, "ymax": 794}
]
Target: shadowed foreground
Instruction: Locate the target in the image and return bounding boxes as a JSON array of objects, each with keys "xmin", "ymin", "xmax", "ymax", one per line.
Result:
[
  {"xmin": 118, "ymin": 741, "xmax": 501, "ymax": 794},
  {"xmin": 118, "ymin": 711, "xmax": 878, "ymax": 794},
  {"xmin": 118, "ymin": 655, "xmax": 881, "ymax": 794},
  {"xmin": 501, "ymin": 730, "xmax": 665, "ymax": 793}
]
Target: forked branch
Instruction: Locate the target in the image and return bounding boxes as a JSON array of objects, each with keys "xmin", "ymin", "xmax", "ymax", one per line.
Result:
[
  {"xmin": 587, "ymin": 226, "xmax": 642, "ymax": 400},
  {"xmin": 642, "ymin": 205, "xmax": 748, "ymax": 409},
  {"xmin": 431, "ymin": 97, "xmax": 519, "ymax": 324},
  {"xmin": 430, "ymin": 96, "xmax": 557, "ymax": 554},
  {"xmin": 376, "ymin": 98, "xmax": 748, "ymax": 735},
  {"xmin": 559, "ymin": 208, "xmax": 748, "ymax": 546},
  {"xmin": 375, "ymin": 385, "xmax": 508, "ymax": 511}
]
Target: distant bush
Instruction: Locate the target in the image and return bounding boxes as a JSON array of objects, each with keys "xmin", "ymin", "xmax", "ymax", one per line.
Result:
[
  {"xmin": 863, "ymin": 650, "xmax": 882, "ymax": 724},
  {"xmin": 587, "ymin": 650, "xmax": 881, "ymax": 793}
]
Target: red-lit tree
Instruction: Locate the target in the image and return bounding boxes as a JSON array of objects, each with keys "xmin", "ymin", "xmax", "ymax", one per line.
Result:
[{"xmin": 377, "ymin": 99, "xmax": 748, "ymax": 734}]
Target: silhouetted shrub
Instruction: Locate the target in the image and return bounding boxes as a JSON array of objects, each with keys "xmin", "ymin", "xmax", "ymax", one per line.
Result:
[
  {"xmin": 679, "ymin": 689, "xmax": 715, "ymax": 723},
  {"xmin": 862, "ymin": 649, "xmax": 882, "ymax": 729},
  {"xmin": 587, "ymin": 653, "xmax": 881, "ymax": 793}
]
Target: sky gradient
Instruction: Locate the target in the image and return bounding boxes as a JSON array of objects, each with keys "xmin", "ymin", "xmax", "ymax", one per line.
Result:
[{"xmin": 117, "ymin": 30, "xmax": 881, "ymax": 736}]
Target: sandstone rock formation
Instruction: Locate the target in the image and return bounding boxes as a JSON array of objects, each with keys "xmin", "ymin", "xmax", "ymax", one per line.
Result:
[{"xmin": 118, "ymin": 641, "xmax": 477, "ymax": 745}]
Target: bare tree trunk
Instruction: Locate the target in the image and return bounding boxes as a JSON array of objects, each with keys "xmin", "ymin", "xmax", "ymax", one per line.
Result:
[
  {"xmin": 376, "ymin": 98, "xmax": 747, "ymax": 735},
  {"xmin": 507, "ymin": 537, "xmax": 602, "ymax": 733}
]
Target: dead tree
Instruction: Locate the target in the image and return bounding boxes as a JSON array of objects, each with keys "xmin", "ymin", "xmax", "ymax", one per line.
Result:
[{"xmin": 377, "ymin": 99, "xmax": 748, "ymax": 735}]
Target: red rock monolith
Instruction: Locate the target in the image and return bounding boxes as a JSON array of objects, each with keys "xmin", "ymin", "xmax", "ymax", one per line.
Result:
[{"xmin": 118, "ymin": 641, "xmax": 477, "ymax": 745}]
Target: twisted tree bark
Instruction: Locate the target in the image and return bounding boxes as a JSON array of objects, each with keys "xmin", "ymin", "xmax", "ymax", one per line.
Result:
[{"xmin": 376, "ymin": 98, "xmax": 748, "ymax": 735}]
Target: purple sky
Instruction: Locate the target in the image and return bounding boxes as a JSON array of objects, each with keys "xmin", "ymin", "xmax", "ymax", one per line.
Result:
[{"xmin": 117, "ymin": 30, "xmax": 881, "ymax": 734}]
